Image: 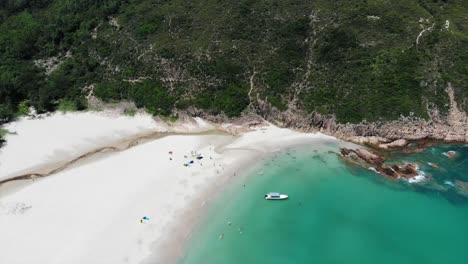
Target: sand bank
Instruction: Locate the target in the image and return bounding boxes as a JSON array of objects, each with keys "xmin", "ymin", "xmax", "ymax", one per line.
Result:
[
  {"xmin": 0, "ymin": 112, "xmax": 335, "ymax": 264},
  {"xmin": 0, "ymin": 112, "xmax": 213, "ymax": 181}
]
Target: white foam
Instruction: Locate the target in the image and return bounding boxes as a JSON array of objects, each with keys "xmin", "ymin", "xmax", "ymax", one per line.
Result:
[
  {"xmin": 408, "ymin": 168, "xmax": 427, "ymax": 183},
  {"xmin": 442, "ymin": 150, "xmax": 456, "ymax": 158},
  {"xmin": 444, "ymin": 180, "xmax": 455, "ymax": 187},
  {"xmin": 408, "ymin": 174, "xmax": 426, "ymax": 183}
]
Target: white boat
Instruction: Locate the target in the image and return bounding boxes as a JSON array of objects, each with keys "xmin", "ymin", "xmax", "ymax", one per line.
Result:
[{"xmin": 264, "ymin": 192, "xmax": 288, "ymax": 200}]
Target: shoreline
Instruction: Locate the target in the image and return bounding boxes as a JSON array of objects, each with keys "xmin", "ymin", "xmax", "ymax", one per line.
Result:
[
  {"xmin": 0, "ymin": 111, "xmax": 337, "ymax": 264},
  {"xmin": 152, "ymin": 134, "xmax": 342, "ymax": 264},
  {"xmin": 146, "ymin": 143, "xmax": 262, "ymax": 264},
  {"xmin": 1, "ymin": 110, "xmax": 463, "ymax": 264},
  {"xmin": 174, "ymin": 142, "xmax": 468, "ymax": 264}
]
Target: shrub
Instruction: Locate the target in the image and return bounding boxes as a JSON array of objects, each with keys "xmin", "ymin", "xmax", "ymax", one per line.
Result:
[
  {"xmin": 57, "ymin": 99, "xmax": 78, "ymax": 112},
  {"xmin": 129, "ymin": 80, "xmax": 175, "ymax": 116}
]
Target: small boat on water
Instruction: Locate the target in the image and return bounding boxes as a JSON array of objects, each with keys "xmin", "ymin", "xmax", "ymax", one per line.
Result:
[{"xmin": 264, "ymin": 192, "xmax": 288, "ymax": 200}]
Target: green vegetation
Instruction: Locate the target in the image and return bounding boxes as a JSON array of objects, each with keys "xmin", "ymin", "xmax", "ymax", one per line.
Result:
[
  {"xmin": 194, "ymin": 84, "xmax": 249, "ymax": 117},
  {"xmin": 160, "ymin": 114, "xmax": 179, "ymax": 123},
  {"xmin": 0, "ymin": 128, "xmax": 6, "ymax": 137},
  {"xmin": 129, "ymin": 80, "xmax": 175, "ymax": 116},
  {"xmin": 17, "ymin": 100, "xmax": 30, "ymax": 116},
  {"xmin": 57, "ymin": 99, "xmax": 78, "ymax": 113},
  {"xmin": 0, "ymin": 128, "xmax": 15, "ymax": 147},
  {"xmin": 0, "ymin": 0, "xmax": 466, "ymax": 124},
  {"xmin": 123, "ymin": 108, "xmax": 137, "ymax": 117}
]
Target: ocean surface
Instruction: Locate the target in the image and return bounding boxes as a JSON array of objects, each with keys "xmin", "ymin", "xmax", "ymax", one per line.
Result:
[{"xmin": 180, "ymin": 142, "xmax": 468, "ymax": 264}]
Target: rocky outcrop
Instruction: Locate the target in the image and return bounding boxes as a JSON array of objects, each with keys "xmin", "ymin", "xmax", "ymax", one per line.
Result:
[
  {"xmin": 340, "ymin": 148, "xmax": 422, "ymax": 180},
  {"xmin": 256, "ymin": 98, "xmax": 336, "ymax": 133},
  {"xmin": 347, "ymin": 136, "xmax": 390, "ymax": 146},
  {"xmin": 340, "ymin": 148, "xmax": 384, "ymax": 167},
  {"xmin": 251, "ymin": 83, "xmax": 467, "ymax": 145},
  {"xmin": 34, "ymin": 51, "xmax": 72, "ymax": 76},
  {"xmin": 378, "ymin": 139, "xmax": 408, "ymax": 149}
]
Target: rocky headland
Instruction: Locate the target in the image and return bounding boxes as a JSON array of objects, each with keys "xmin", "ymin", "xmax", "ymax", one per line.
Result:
[{"xmin": 248, "ymin": 83, "xmax": 467, "ymax": 147}]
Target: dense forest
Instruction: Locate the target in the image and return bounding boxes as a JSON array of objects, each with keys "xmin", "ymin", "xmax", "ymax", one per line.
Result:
[{"xmin": 0, "ymin": 0, "xmax": 467, "ymax": 131}]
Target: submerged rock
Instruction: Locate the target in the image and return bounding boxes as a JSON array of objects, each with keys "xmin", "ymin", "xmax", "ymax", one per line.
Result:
[
  {"xmin": 455, "ymin": 180, "xmax": 468, "ymax": 190},
  {"xmin": 455, "ymin": 180, "xmax": 468, "ymax": 197},
  {"xmin": 442, "ymin": 150, "xmax": 457, "ymax": 159}
]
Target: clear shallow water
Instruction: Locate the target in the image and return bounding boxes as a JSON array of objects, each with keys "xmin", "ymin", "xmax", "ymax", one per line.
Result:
[{"xmin": 180, "ymin": 143, "xmax": 468, "ymax": 264}]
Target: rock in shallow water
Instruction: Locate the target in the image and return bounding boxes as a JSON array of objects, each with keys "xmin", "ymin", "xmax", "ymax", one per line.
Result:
[
  {"xmin": 442, "ymin": 150, "xmax": 457, "ymax": 159},
  {"xmin": 340, "ymin": 148, "xmax": 420, "ymax": 180}
]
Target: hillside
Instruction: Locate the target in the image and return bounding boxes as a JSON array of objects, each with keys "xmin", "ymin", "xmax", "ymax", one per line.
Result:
[{"xmin": 0, "ymin": 0, "xmax": 467, "ymax": 140}]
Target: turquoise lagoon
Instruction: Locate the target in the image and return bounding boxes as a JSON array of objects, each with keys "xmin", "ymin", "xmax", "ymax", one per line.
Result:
[{"xmin": 180, "ymin": 142, "xmax": 468, "ymax": 264}]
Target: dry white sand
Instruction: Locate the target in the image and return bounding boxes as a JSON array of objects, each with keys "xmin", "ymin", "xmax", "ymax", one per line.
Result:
[
  {"xmin": 0, "ymin": 112, "xmax": 213, "ymax": 180},
  {"xmin": 0, "ymin": 112, "xmax": 336, "ymax": 264},
  {"xmin": 0, "ymin": 112, "xmax": 160, "ymax": 179}
]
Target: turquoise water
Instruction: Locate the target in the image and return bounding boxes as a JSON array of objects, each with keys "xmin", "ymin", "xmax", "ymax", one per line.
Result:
[
  {"xmin": 386, "ymin": 144, "xmax": 468, "ymax": 203},
  {"xmin": 180, "ymin": 143, "xmax": 468, "ymax": 264}
]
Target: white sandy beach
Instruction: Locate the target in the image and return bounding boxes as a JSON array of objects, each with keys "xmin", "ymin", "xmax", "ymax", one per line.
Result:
[{"xmin": 0, "ymin": 112, "xmax": 336, "ymax": 264}]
